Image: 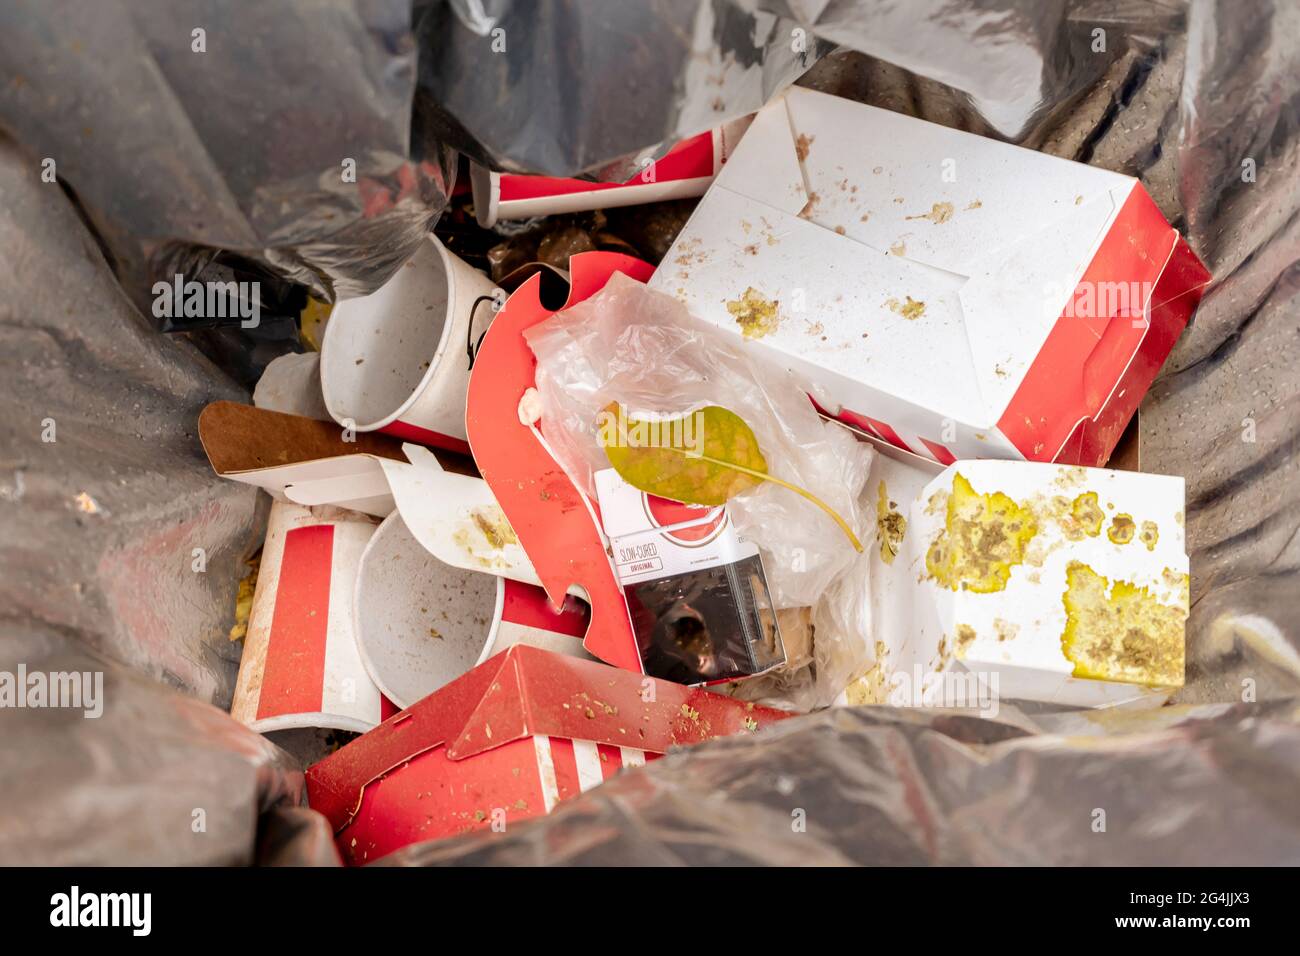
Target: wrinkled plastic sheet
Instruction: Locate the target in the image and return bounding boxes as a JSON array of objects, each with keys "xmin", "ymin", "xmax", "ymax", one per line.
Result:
[
  {"xmin": 0, "ymin": 0, "xmax": 455, "ymax": 305},
  {"xmin": 0, "ymin": 133, "xmax": 313, "ymax": 864},
  {"xmin": 385, "ymin": 701, "xmax": 1300, "ymax": 865},
  {"xmin": 2, "ymin": 0, "xmax": 1299, "ymax": 866},
  {"xmin": 418, "ymin": 0, "xmax": 831, "ymax": 176}
]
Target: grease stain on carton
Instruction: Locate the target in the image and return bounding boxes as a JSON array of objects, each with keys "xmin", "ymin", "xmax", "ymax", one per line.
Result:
[
  {"xmin": 1139, "ymin": 520, "xmax": 1159, "ymax": 551},
  {"xmin": 452, "ymin": 505, "xmax": 519, "ymax": 569},
  {"xmin": 1061, "ymin": 561, "xmax": 1186, "ymax": 686},
  {"xmin": 925, "ymin": 473, "xmax": 1038, "ymax": 593},
  {"xmin": 1107, "ymin": 513, "xmax": 1136, "ymax": 545},
  {"xmin": 1065, "ymin": 491, "xmax": 1104, "ymax": 539},
  {"xmin": 906, "ymin": 201, "xmax": 954, "ymax": 224},
  {"xmin": 885, "ymin": 296, "xmax": 926, "ymax": 320},
  {"xmin": 876, "ymin": 480, "xmax": 907, "ymax": 565}
]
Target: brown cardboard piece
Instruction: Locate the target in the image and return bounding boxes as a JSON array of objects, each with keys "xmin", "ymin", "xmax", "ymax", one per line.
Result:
[{"xmin": 198, "ymin": 401, "xmax": 478, "ymax": 478}]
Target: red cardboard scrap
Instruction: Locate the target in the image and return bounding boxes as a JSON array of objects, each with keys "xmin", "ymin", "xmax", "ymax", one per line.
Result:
[
  {"xmin": 466, "ymin": 252, "xmax": 656, "ymax": 674},
  {"xmin": 470, "ymin": 118, "xmax": 752, "ymax": 226},
  {"xmin": 305, "ymin": 644, "xmax": 790, "ymax": 864}
]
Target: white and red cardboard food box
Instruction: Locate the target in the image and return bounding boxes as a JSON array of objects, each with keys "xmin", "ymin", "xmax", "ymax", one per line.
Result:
[
  {"xmin": 846, "ymin": 431, "xmax": 1188, "ymax": 710},
  {"xmin": 305, "ymin": 644, "xmax": 791, "ymax": 864},
  {"xmin": 650, "ymin": 86, "xmax": 1211, "ymax": 468}
]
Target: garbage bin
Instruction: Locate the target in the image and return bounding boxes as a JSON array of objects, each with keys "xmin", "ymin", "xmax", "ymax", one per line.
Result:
[{"xmin": 2, "ymin": 0, "xmax": 1298, "ymax": 881}]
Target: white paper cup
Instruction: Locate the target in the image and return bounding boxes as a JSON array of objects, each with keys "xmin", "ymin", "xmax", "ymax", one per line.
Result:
[
  {"xmin": 354, "ymin": 511, "xmax": 591, "ymax": 709},
  {"xmin": 320, "ymin": 234, "xmax": 496, "ymax": 452}
]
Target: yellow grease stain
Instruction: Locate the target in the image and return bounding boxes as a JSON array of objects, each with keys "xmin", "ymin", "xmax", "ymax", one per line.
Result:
[
  {"xmin": 471, "ymin": 507, "xmax": 518, "ymax": 548},
  {"xmin": 1060, "ymin": 561, "xmax": 1185, "ymax": 687},
  {"xmin": 925, "ymin": 473, "xmax": 1038, "ymax": 593},
  {"xmin": 1139, "ymin": 520, "xmax": 1159, "ymax": 551},
  {"xmin": 1107, "ymin": 513, "xmax": 1136, "ymax": 545},
  {"xmin": 453, "ymin": 506, "xmax": 519, "ymax": 569},
  {"xmin": 907, "ymin": 202, "xmax": 954, "ymax": 224},
  {"xmin": 1068, "ymin": 491, "xmax": 1104, "ymax": 539},
  {"xmin": 875, "ymin": 481, "xmax": 907, "ymax": 565},
  {"xmin": 727, "ymin": 287, "xmax": 781, "ymax": 339}
]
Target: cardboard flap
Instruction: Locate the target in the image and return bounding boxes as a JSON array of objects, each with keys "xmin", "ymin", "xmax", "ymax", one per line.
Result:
[
  {"xmin": 305, "ymin": 648, "xmax": 516, "ymax": 831},
  {"xmin": 199, "ymin": 401, "xmax": 406, "ymax": 475},
  {"xmin": 446, "ymin": 645, "xmax": 790, "ymax": 760},
  {"xmin": 200, "ymin": 402, "xmax": 479, "ymax": 515},
  {"xmin": 778, "ymin": 87, "xmax": 1129, "ymax": 274},
  {"xmin": 378, "ymin": 444, "xmax": 542, "ymax": 585},
  {"xmin": 995, "ymin": 184, "xmax": 1192, "ymax": 461},
  {"xmin": 710, "ymin": 90, "xmax": 808, "ymax": 217},
  {"xmin": 957, "ymin": 186, "xmax": 1127, "ymax": 419},
  {"xmin": 658, "ymin": 184, "xmax": 990, "ymax": 422},
  {"xmin": 465, "ymin": 252, "xmax": 649, "ymax": 673}
]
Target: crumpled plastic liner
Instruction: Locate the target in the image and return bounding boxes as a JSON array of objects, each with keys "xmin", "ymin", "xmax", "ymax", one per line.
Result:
[
  {"xmin": 0, "ymin": 134, "xmax": 313, "ymax": 865},
  {"xmin": 3, "ymin": 0, "xmax": 1300, "ymax": 866},
  {"xmin": 0, "ymin": 0, "xmax": 1154, "ymax": 306},
  {"xmin": 0, "ymin": 0, "xmax": 455, "ymax": 305},
  {"xmin": 383, "ymin": 700, "xmax": 1300, "ymax": 865},
  {"xmin": 0, "ymin": 628, "xmax": 308, "ymax": 865},
  {"xmin": 525, "ymin": 273, "xmax": 873, "ymax": 611},
  {"xmin": 0, "ymin": 136, "xmax": 257, "ymax": 704},
  {"xmin": 419, "ymin": 0, "xmax": 832, "ymax": 176},
  {"xmin": 418, "ymin": 0, "xmax": 1148, "ymax": 173}
]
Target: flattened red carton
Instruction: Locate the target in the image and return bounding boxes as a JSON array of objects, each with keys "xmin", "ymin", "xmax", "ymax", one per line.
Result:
[
  {"xmin": 305, "ymin": 644, "xmax": 790, "ymax": 864},
  {"xmin": 471, "ymin": 118, "xmax": 752, "ymax": 226},
  {"xmin": 650, "ymin": 87, "xmax": 1211, "ymax": 468}
]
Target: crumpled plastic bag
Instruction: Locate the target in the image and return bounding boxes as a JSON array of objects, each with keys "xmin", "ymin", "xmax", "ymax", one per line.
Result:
[
  {"xmin": 418, "ymin": 0, "xmax": 832, "ymax": 176},
  {"xmin": 382, "ymin": 699, "xmax": 1300, "ymax": 866},
  {"xmin": 524, "ymin": 274, "xmax": 873, "ymax": 706},
  {"xmin": 525, "ymin": 272, "xmax": 873, "ymax": 609}
]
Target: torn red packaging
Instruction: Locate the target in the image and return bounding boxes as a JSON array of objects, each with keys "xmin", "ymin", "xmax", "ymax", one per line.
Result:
[
  {"xmin": 469, "ymin": 118, "xmax": 752, "ymax": 227},
  {"xmin": 304, "ymin": 644, "xmax": 791, "ymax": 864}
]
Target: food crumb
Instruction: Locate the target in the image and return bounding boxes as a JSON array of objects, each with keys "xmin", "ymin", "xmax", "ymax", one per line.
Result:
[
  {"xmin": 885, "ymin": 296, "xmax": 926, "ymax": 320},
  {"xmin": 907, "ymin": 202, "xmax": 954, "ymax": 224}
]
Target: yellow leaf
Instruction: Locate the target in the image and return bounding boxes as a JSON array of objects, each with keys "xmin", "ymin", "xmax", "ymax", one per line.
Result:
[{"xmin": 597, "ymin": 402, "xmax": 862, "ymax": 551}]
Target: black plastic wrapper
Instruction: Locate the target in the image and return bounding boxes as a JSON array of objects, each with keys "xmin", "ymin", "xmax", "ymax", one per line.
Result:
[
  {"xmin": 2, "ymin": 0, "xmax": 1300, "ymax": 866},
  {"xmin": 630, "ymin": 552, "xmax": 785, "ymax": 685}
]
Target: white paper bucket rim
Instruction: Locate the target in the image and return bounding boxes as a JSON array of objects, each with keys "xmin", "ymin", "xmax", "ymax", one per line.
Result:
[
  {"xmin": 250, "ymin": 712, "xmax": 378, "ymax": 736},
  {"xmin": 353, "ymin": 511, "xmax": 506, "ymax": 710},
  {"xmin": 321, "ymin": 234, "xmax": 475, "ymax": 432}
]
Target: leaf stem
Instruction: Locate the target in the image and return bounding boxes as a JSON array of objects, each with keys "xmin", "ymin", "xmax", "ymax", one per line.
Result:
[{"xmin": 697, "ymin": 455, "xmax": 863, "ymax": 552}]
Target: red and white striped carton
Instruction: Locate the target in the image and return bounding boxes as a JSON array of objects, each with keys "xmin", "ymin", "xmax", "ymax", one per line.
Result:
[
  {"xmin": 305, "ymin": 644, "xmax": 791, "ymax": 864},
  {"xmin": 470, "ymin": 118, "xmax": 752, "ymax": 227},
  {"xmin": 320, "ymin": 234, "xmax": 496, "ymax": 455},
  {"xmin": 231, "ymin": 499, "xmax": 394, "ymax": 734},
  {"xmin": 650, "ymin": 86, "xmax": 1211, "ymax": 468}
]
